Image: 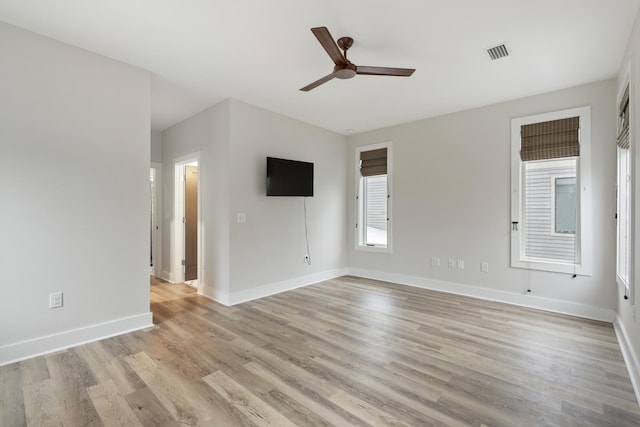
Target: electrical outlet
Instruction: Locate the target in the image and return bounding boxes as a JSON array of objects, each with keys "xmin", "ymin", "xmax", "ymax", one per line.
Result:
[
  {"xmin": 304, "ymin": 255, "xmax": 310, "ymax": 264},
  {"xmin": 457, "ymin": 259, "xmax": 465, "ymax": 269},
  {"xmin": 448, "ymin": 259, "xmax": 455, "ymax": 268},
  {"xmin": 49, "ymin": 292, "xmax": 63, "ymax": 309},
  {"xmin": 481, "ymin": 262, "xmax": 489, "ymax": 273},
  {"xmin": 431, "ymin": 256, "xmax": 440, "ymax": 267}
]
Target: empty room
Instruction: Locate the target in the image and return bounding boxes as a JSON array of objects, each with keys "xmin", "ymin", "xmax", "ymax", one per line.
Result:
[{"xmin": 2, "ymin": 1, "xmax": 640, "ymax": 425}]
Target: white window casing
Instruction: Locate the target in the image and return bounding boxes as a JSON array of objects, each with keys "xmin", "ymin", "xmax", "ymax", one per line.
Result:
[
  {"xmin": 616, "ymin": 71, "xmax": 632, "ymax": 295},
  {"xmin": 355, "ymin": 142, "xmax": 392, "ymax": 253},
  {"xmin": 617, "ymin": 146, "xmax": 631, "ymax": 289},
  {"xmin": 511, "ymin": 106, "xmax": 592, "ymax": 275}
]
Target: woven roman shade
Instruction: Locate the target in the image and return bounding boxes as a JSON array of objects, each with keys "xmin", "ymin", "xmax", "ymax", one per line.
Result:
[
  {"xmin": 618, "ymin": 85, "xmax": 630, "ymax": 149},
  {"xmin": 520, "ymin": 117, "xmax": 580, "ymax": 161},
  {"xmin": 360, "ymin": 148, "xmax": 387, "ymax": 176}
]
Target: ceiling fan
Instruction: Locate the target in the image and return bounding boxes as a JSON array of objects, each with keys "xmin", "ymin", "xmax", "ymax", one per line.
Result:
[{"xmin": 300, "ymin": 26, "xmax": 416, "ymax": 92}]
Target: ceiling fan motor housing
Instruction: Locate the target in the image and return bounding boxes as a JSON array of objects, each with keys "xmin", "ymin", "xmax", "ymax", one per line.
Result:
[
  {"xmin": 337, "ymin": 37, "xmax": 354, "ymax": 51},
  {"xmin": 334, "ymin": 63, "xmax": 357, "ymax": 79}
]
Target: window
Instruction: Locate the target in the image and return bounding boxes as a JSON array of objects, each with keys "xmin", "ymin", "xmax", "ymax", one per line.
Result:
[
  {"xmin": 616, "ymin": 83, "xmax": 631, "ymax": 291},
  {"xmin": 617, "ymin": 148, "xmax": 631, "ymax": 287},
  {"xmin": 363, "ymin": 175, "xmax": 388, "ymax": 246},
  {"xmin": 553, "ymin": 176, "xmax": 577, "ymax": 235},
  {"xmin": 522, "ymin": 160, "xmax": 578, "ymax": 264},
  {"xmin": 356, "ymin": 143, "xmax": 392, "ymax": 252},
  {"xmin": 511, "ymin": 107, "xmax": 592, "ymax": 275}
]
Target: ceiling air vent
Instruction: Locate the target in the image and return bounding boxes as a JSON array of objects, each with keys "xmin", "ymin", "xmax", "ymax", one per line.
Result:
[{"xmin": 485, "ymin": 43, "xmax": 510, "ymax": 61}]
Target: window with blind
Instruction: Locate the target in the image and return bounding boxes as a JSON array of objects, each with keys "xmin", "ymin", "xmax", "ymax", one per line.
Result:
[
  {"xmin": 511, "ymin": 107, "xmax": 592, "ymax": 275},
  {"xmin": 616, "ymin": 83, "xmax": 631, "ymax": 291},
  {"xmin": 355, "ymin": 143, "xmax": 392, "ymax": 252}
]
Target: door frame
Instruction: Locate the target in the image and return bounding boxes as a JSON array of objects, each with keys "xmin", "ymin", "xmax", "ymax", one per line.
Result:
[
  {"xmin": 173, "ymin": 153, "xmax": 202, "ymax": 286},
  {"xmin": 150, "ymin": 162, "xmax": 163, "ymax": 278}
]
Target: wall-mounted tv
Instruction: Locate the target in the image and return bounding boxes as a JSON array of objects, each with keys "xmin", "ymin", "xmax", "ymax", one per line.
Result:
[{"xmin": 266, "ymin": 157, "xmax": 314, "ymax": 197}]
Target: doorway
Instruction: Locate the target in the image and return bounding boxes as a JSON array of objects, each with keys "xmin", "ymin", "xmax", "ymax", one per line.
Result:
[
  {"xmin": 173, "ymin": 156, "xmax": 200, "ymax": 286},
  {"xmin": 184, "ymin": 164, "xmax": 198, "ymax": 282},
  {"xmin": 150, "ymin": 163, "xmax": 162, "ymax": 278}
]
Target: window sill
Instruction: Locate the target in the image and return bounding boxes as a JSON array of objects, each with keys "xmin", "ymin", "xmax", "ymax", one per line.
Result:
[
  {"xmin": 356, "ymin": 244, "xmax": 392, "ymax": 254},
  {"xmin": 512, "ymin": 258, "xmax": 591, "ymax": 276}
]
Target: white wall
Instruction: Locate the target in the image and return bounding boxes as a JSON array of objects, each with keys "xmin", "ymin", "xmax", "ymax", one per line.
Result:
[
  {"xmin": 151, "ymin": 130, "xmax": 162, "ymax": 163},
  {"xmin": 227, "ymin": 100, "xmax": 348, "ymax": 303},
  {"xmin": 150, "ymin": 130, "xmax": 163, "ymax": 278},
  {"xmin": 161, "ymin": 101, "xmax": 231, "ymax": 300},
  {"xmin": 161, "ymin": 99, "xmax": 348, "ymax": 304},
  {"xmin": 0, "ymin": 23, "xmax": 152, "ymax": 365},
  {"xmin": 347, "ymin": 79, "xmax": 617, "ymax": 320},
  {"xmin": 616, "ymin": 7, "xmax": 640, "ymax": 401}
]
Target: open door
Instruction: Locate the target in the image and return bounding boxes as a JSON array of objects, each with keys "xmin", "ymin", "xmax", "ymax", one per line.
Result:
[{"xmin": 184, "ymin": 165, "xmax": 198, "ymax": 281}]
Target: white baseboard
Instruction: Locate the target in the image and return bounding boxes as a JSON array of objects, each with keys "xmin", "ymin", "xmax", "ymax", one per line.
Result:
[
  {"xmin": 227, "ymin": 268, "xmax": 348, "ymax": 306},
  {"xmin": 0, "ymin": 312, "xmax": 153, "ymax": 367},
  {"xmin": 161, "ymin": 270, "xmax": 176, "ymax": 283},
  {"xmin": 207, "ymin": 287, "xmax": 230, "ymax": 306},
  {"xmin": 614, "ymin": 316, "xmax": 640, "ymax": 405},
  {"xmin": 195, "ymin": 282, "xmax": 229, "ymax": 306},
  {"xmin": 347, "ymin": 268, "xmax": 615, "ymax": 322}
]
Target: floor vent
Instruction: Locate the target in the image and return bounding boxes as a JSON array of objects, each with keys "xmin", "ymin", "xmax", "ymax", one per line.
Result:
[{"xmin": 485, "ymin": 44, "xmax": 510, "ymax": 61}]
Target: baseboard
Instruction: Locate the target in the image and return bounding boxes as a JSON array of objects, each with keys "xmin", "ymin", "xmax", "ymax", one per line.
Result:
[
  {"xmin": 207, "ymin": 287, "xmax": 230, "ymax": 306},
  {"xmin": 614, "ymin": 316, "xmax": 640, "ymax": 405},
  {"xmin": 0, "ymin": 312, "xmax": 153, "ymax": 367},
  {"xmin": 151, "ymin": 266, "xmax": 162, "ymax": 279},
  {"xmin": 227, "ymin": 268, "xmax": 348, "ymax": 306},
  {"xmin": 347, "ymin": 268, "xmax": 615, "ymax": 322},
  {"xmin": 196, "ymin": 282, "xmax": 229, "ymax": 306},
  {"xmin": 161, "ymin": 270, "xmax": 175, "ymax": 283}
]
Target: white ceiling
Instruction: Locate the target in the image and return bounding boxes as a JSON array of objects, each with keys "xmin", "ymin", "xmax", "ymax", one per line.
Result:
[{"xmin": 1, "ymin": 0, "xmax": 639, "ymax": 135}]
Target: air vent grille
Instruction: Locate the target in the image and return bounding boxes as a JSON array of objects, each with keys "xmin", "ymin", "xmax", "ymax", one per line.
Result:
[{"xmin": 486, "ymin": 44, "xmax": 509, "ymax": 61}]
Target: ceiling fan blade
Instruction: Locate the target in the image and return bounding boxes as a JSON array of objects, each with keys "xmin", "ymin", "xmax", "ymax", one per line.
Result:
[
  {"xmin": 311, "ymin": 27, "xmax": 347, "ymax": 65},
  {"xmin": 300, "ymin": 73, "xmax": 336, "ymax": 92},
  {"xmin": 356, "ymin": 66, "xmax": 416, "ymax": 77}
]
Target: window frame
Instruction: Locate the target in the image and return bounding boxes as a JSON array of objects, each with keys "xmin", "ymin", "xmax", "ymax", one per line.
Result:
[
  {"xmin": 616, "ymin": 73, "xmax": 633, "ymax": 294},
  {"xmin": 511, "ymin": 106, "xmax": 592, "ymax": 275},
  {"xmin": 355, "ymin": 142, "xmax": 393, "ymax": 253},
  {"xmin": 362, "ymin": 174, "xmax": 388, "ymax": 247},
  {"xmin": 617, "ymin": 145, "xmax": 631, "ymax": 289}
]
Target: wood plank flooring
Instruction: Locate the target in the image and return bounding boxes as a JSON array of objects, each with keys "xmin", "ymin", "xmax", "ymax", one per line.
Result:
[{"xmin": 1, "ymin": 275, "xmax": 639, "ymax": 426}]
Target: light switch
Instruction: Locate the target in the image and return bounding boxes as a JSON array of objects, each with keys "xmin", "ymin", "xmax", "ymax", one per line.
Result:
[{"xmin": 237, "ymin": 213, "xmax": 246, "ymax": 223}]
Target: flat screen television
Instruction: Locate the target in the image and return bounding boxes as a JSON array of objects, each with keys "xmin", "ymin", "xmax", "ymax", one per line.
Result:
[{"xmin": 266, "ymin": 157, "xmax": 314, "ymax": 196}]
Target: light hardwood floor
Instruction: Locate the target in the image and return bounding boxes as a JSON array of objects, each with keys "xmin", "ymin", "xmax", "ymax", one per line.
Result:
[{"xmin": 1, "ymin": 276, "xmax": 639, "ymax": 426}]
